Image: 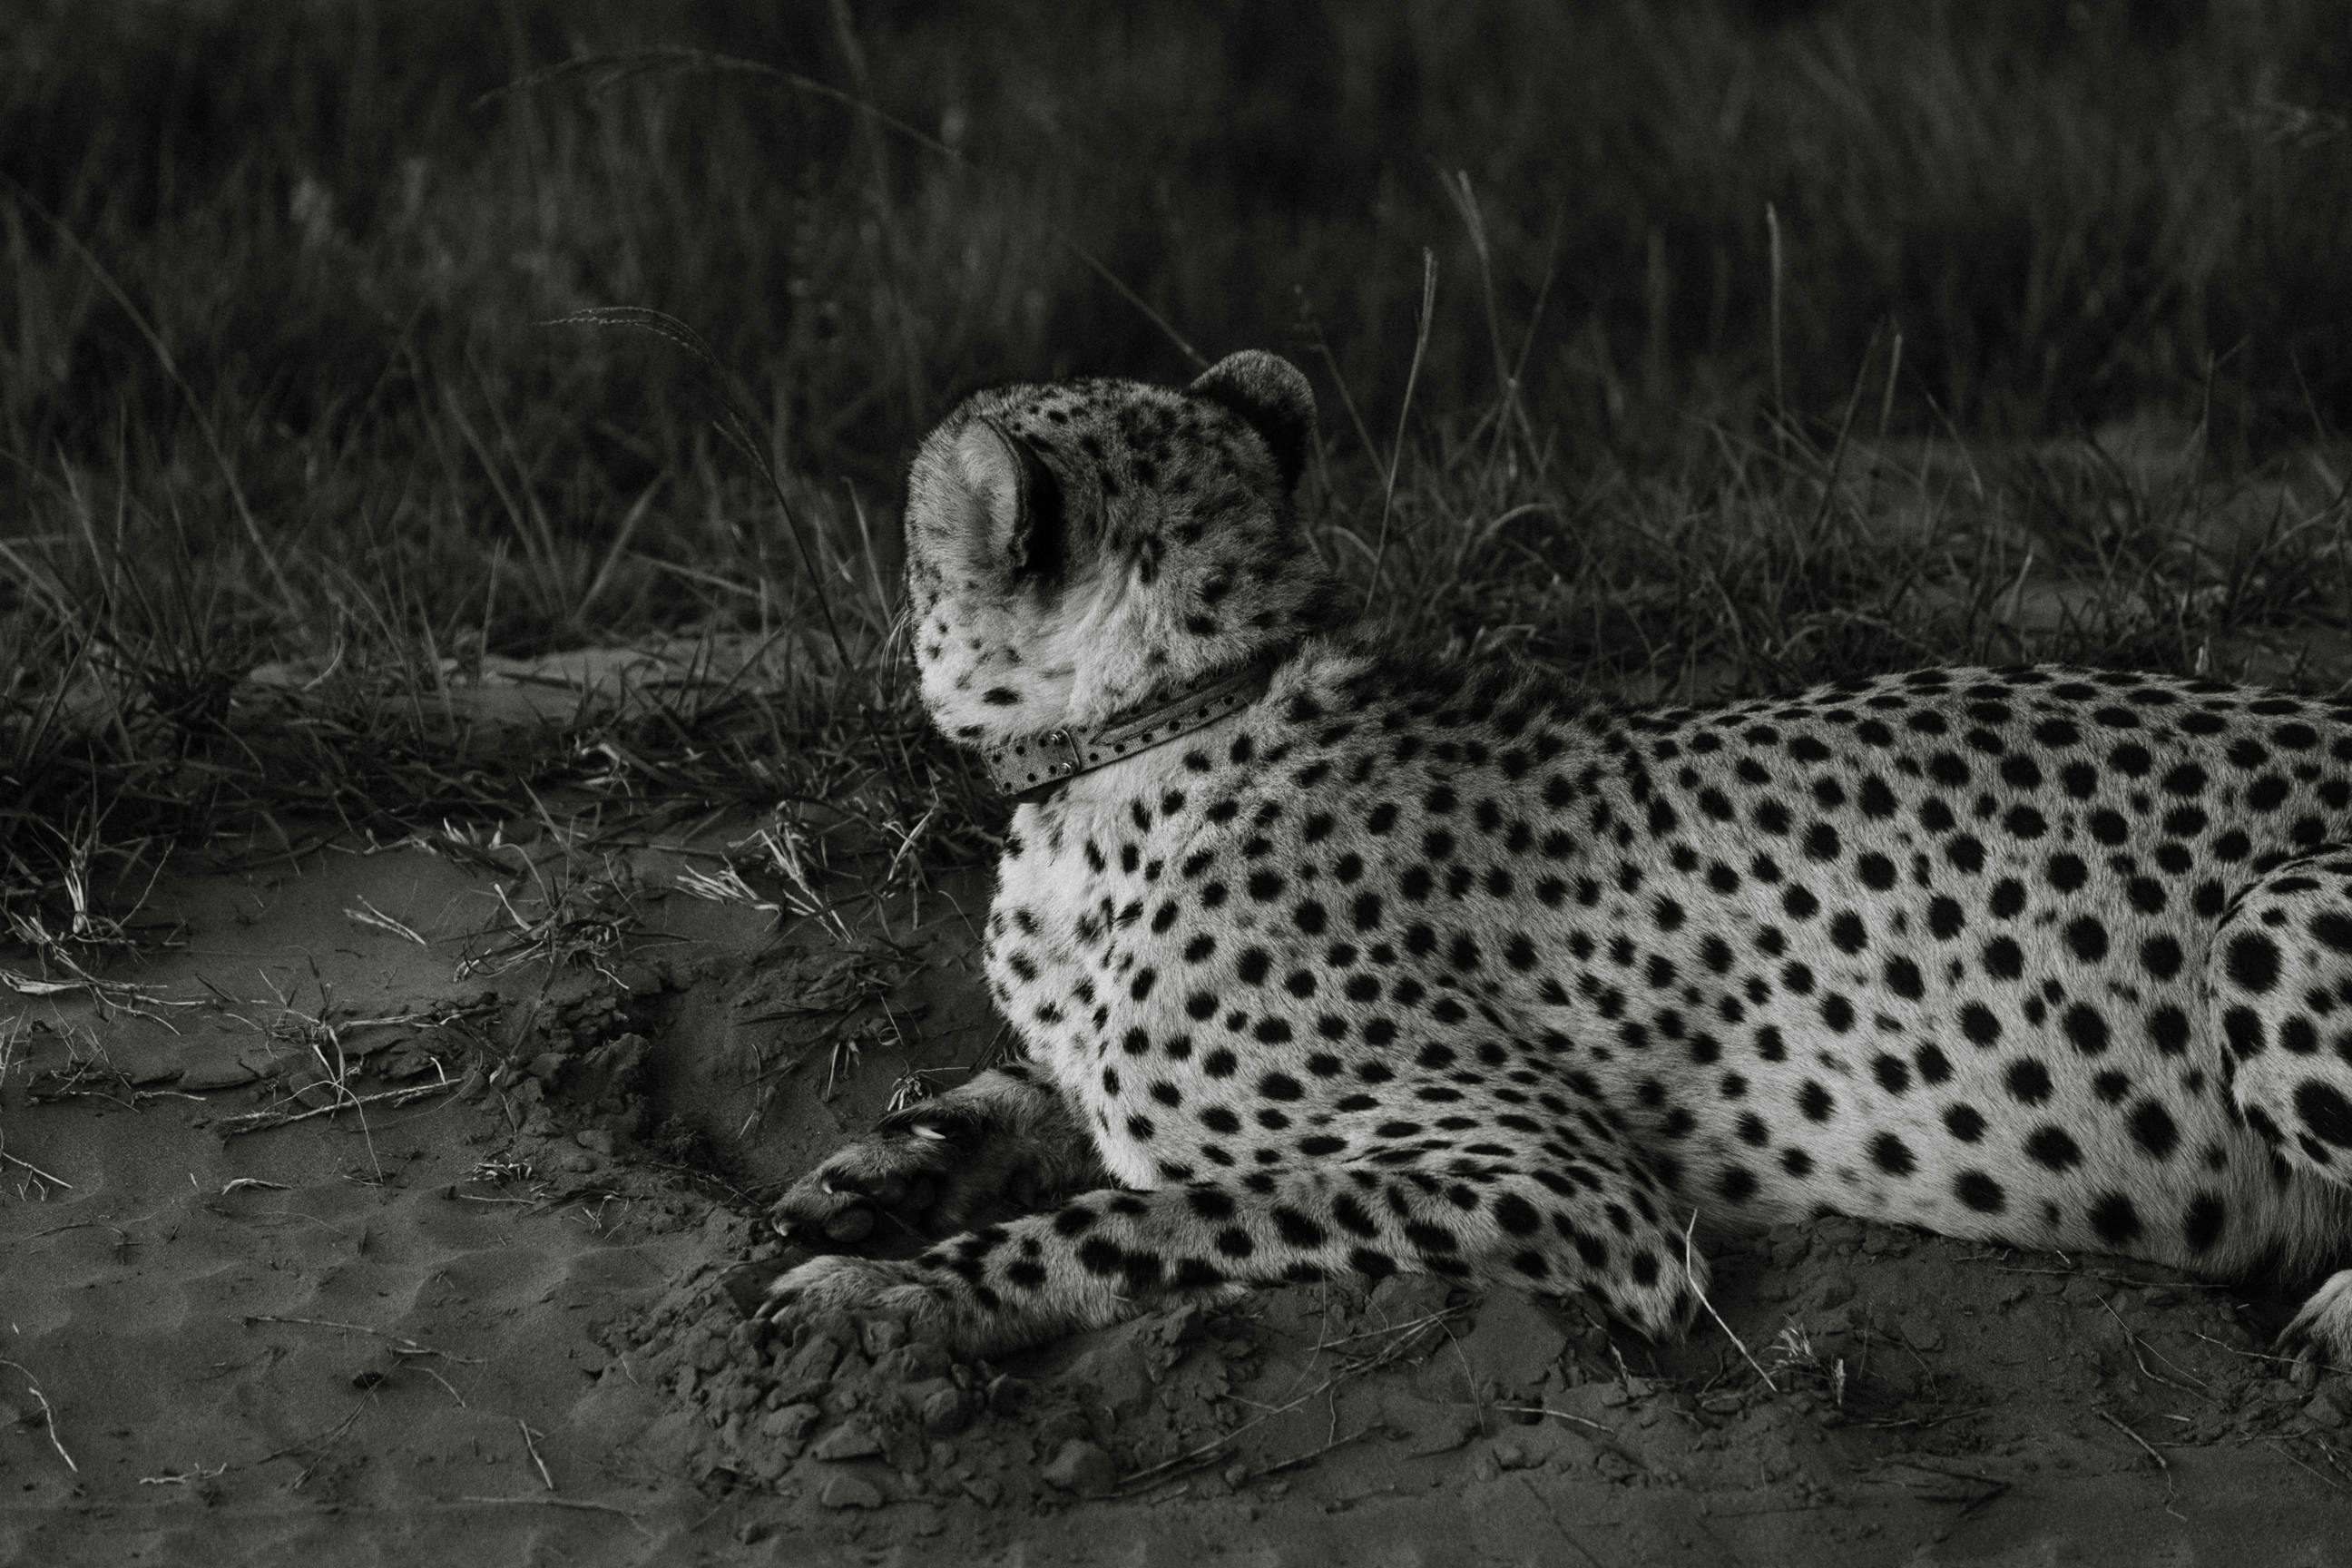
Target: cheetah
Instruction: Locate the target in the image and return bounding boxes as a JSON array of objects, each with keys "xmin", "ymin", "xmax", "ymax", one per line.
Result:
[{"xmin": 762, "ymin": 348, "xmax": 2352, "ymax": 1371}]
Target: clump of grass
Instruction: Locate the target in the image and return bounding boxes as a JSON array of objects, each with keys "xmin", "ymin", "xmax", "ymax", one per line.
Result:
[
  {"xmin": 456, "ymin": 858, "xmax": 650, "ymax": 985},
  {"xmin": 1325, "ymin": 253, "xmax": 2352, "ymax": 701},
  {"xmin": 4, "ymin": 1, "xmax": 2349, "ymax": 949}
]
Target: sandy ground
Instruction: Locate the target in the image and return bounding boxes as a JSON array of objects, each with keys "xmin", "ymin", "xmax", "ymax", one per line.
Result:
[{"xmin": 10, "ymin": 806, "xmax": 2352, "ymax": 1567}]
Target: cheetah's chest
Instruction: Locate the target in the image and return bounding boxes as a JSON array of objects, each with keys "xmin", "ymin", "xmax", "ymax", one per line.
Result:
[{"xmin": 987, "ymin": 809, "xmax": 1192, "ymax": 1173}]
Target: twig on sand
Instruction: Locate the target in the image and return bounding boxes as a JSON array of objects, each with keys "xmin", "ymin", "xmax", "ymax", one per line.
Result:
[
  {"xmin": 139, "ymin": 1462, "xmax": 227, "ymax": 1486},
  {"xmin": 0, "ymin": 1360, "xmax": 76, "ymax": 1472},
  {"xmin": 413, "ymin": 1363, "xmax": 469, "ymax": 1407},
  {"xmin": 1493, "ymin": 1402, "xmax": 1612, "ymax": 1432},
  {"xmin": 2098, "ymin": 1297, "xmax": 2207, "ymax": 1392},
  {"xmin": 1, "ymin": 963, "xmax": 190, "ymax": 1025},
  {"xmin": 2098, "ymin": 1406, "xmax": 2169, "ymax": 1471},
  {"xmin": 457, "ymin": 1494, "xmax": 653, "ymax": 1541},
  {"xmin": 270, "ymin": 1407, "xmax": 366, "ymax": 1490},
  {"xmin": 343, "ymin": 896, "xmax": 427, "ymax": 945},
  {"xmin": 2098, "ymin": 1406, "xmax": 2183, "ymax": 1521},
  {"xmin": 0, "ymin": 1148, "xmax": 73, "ymax": 1189},
  {"xmin": 1121, "ymin": 1307, "xmax": 1447, "ymax": 1490},
  {"xmin": 518, "ymin": 1420, "xmax": 555, "ymax": 1490},
  {"xmin": 218, "ymin": 1075, "xmax": 464, "ymax": 1136},
  {"xmin": 1121, "ymin": 1370, "xmax": 1352, "ymax": 1490},
  {"xmin": 242, "ymin": 1313, "xmax": 483, "ymax": 1365},
  {"xmin": 1246, "ymin": 1422, "xmax": 1378, "ymax": 1481},
  {"xmin": 1681, "ymin": 1210, "xmax": 1777, "ymax": 1392},
  {"xmin": 2263, "ymin": 1436, "xmax": 2348, "ymax": 1491}
]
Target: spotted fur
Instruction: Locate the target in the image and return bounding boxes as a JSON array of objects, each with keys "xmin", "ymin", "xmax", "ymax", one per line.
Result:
[{"xmin": 764, "ymin": 350, "xmax": 2352, "ymax": 1365}]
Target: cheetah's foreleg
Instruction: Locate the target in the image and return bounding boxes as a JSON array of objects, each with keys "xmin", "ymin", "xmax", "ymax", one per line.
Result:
[{"xmin": 761, "ymin": 1147, "xmax": 1702, "ymax": 1360}]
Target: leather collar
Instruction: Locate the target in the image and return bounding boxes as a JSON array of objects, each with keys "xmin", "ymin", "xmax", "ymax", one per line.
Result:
[{"xmin": 979, "ymin": 658, "xmax": 1280, "ymax": 800}]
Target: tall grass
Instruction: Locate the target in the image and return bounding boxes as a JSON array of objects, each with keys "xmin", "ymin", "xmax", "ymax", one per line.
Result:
[{"xmin": 3, "ymin": 0, "xmax": 2348, "ymax": 939}]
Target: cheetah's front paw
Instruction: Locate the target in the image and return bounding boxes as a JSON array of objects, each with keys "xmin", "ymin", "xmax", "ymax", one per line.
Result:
[
  {"xmin": 757, "ymin": 1253, "xmax": 956, "ymax": 1348},
  {"xmin": 769, "ymin": 1104, "xmax": 1025, "ymax": 1250}
]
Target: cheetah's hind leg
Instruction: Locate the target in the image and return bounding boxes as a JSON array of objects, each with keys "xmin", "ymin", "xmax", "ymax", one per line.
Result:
[
  {"xmin": 2208, "ymin": 846, "xmax": 2352, "ymax": 1372},
  {"xmin": 767, "ymin": 1062, "xmax": 1105, "ymax": 1252}
]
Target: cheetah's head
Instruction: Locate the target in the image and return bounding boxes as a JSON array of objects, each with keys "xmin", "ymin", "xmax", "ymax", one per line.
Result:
[{"xmin": 902, "ymin": 350, "xmax": 1342, "ymax": 748}]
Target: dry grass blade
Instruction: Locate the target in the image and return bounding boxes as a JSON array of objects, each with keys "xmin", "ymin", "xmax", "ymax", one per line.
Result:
[
  {"xmin": 517, "ymin": 1420, "xmax": 555, "ymax": 1491},
  {"xmin": 0, "ymin": 172, "xmax": 289, "ymax": 607},
  {"xmin": 1364, "ymin": 248, "xmax": 1438, "ymax": 609},
  {"xmin": 217, "ymin": 1073, "xmax": 468, "ymax": 1136},
  {"xmin": 0, "ymin": 1359, "xmax": 78, "ymax": 1473},
  {"xmin": 344, "ymin": 895, "xmax": 426, "ymax": 946},
  {"xmin": 454, "ymin": 1494, "xmax": 653, "ymax": 1540},
  {"xmin": 2, "ymin": 954, "xmax": 190, "ymax": 1024},
  {"xmin": 549, "ymin": 305, "xmax": 855, "ymax": 676},
  {"xmin": 1682, "ymin": 1210, "xmax": 1777, "ymax": 1392},
  {"xmin": 455, "ymin": 860, "xmax": 648, "ymax": 983},
  {"xmin": 504, "ymin": 47, "xmax": 1203, "ymax": 369},
  {"xmin": 242, "ymin": 1314, "xmax": 484, "ymax": 1365},
  {"xmin": 0, "ymin": 1147, "xmax": 75, "ymax": 1189},
  {"xmin": 1120, "ymin": 1304, "xmax": 1453, "ymax": 1490}
]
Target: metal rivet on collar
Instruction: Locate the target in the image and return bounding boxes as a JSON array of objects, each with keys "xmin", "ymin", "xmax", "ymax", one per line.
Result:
[{"xmin": 1036, "ymin": 727, "xmax": 1085, "ymax": 778}]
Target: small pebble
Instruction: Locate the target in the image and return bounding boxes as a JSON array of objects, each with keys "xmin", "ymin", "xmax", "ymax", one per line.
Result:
[
  {"xmin": 818, "ymin": 1475, "xmax": 885, "ymax": 1511},
  {"xmin": 811, "ymin": 1421, "xmax": 884, "ymax": 1462},
  {"xmin": 181, "ymin": 1061, "xmax": 261, "ymax": 1093},
  {"xmin": 760, "ymin": 1402, "xmax": 823, "ymax": 1449},
  {"xmin": 921, "ymin": 1387, "xmax": 976, "ymax": 1436},
  {"xmin": 1041, "ymin": 1438, "xmax": 1117, "ymax": 1496}
]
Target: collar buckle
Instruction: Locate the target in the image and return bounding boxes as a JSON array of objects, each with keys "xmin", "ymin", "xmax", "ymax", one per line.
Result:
[{"xmin": 1040, "ymin": 726, "xmax": 1086, "ymax": 779}]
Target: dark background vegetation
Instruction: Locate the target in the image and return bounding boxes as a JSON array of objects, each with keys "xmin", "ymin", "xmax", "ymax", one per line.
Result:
[{"xmin": 4, "ymin": 0, "xmax": 2349, "ymax": 925}]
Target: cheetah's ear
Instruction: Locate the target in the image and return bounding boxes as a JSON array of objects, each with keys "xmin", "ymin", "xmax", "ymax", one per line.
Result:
[
  {"xmin": 1191, "ymin": 350, "xmax": 1315, "ymax": 489},
  {"xmin": 946, "ymin": 416, "xmax": 1067, "ymax": 583}
]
